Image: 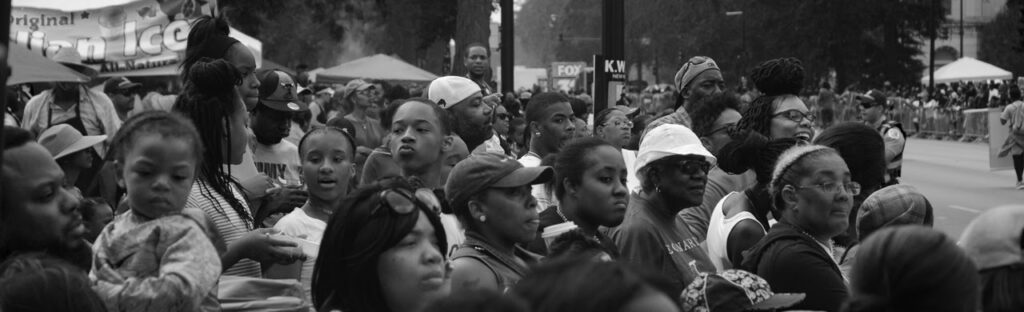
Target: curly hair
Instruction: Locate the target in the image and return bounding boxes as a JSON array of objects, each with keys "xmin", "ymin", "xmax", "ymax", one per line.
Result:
[
  {"xmin": 690, "ymin": 93, "xmax": 742, "ymax": 137},
  {"xmin": 750, "ymin": 57, "xmax": 804, "ymax": 96}
]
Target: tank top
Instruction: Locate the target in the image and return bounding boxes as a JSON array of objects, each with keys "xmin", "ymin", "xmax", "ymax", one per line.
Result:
[{"xmin": 706, "ymin": 192, "xmax": 765, "ymax": 272}]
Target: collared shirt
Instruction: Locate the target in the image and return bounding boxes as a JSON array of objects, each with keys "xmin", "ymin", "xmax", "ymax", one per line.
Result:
[{"xmin": 22, "ymin": 86, "xmax": 121, "ymax": 158}]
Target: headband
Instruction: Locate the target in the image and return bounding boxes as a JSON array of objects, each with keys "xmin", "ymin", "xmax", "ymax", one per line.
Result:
[{"xmin": 770, "ymin": 145, "xmax": 831, "ymax": 187}]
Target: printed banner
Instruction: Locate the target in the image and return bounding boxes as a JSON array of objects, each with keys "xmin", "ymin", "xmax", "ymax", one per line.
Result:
[{"xmin": 10, "ymin": 0, "xmax": 259, "ymax": 77}]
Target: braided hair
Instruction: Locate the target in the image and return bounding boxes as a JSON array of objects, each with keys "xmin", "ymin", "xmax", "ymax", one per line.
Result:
[
  {"xmin": 717, "ymin": 131, "xmax": 799, "ymax": 226},
  {"xmin": 180, "ymin": 15, "xmax": 237, "ymax": 82},
  {"xmin": 172, "ymin": 58, "xmax": 251, "ymax": 226},
  {"xmin": 735, "ymin": 58, "xmax": 805, "ymax": 137}
]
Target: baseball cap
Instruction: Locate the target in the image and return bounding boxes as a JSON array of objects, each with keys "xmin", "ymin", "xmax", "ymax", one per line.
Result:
[
  {"xmin": 857, "ymin": 185, "xmax": 934, "ymax": 238},
  {"xmin": 635, "ymin": 124, "xmax": 716, "ymax": 174},
  {"xmin": 297, "ymin": 86, "xmax": 313, "ymax": 96},
  {"xmin": 428, "ymin": 76, "xmax": 481, "ymax": 109},
  {"xmin": 103, "ymin": 77, "xmax": 142, "ymax": 94},
  {"xmin": 674, "ymin": 56, "xmax": 720, "ymax": 91},
  {"xmin": 343, "ymin": 79, "xmax": 375, "ymax": 100},
  {"xmin": 681, "ymin": 270, "xmax": 805, "ymax": 312},
  {"xmin": 37, "ymin": 124, "xmax": 107, "ymax": 160},
  {"xmin": 257, "ymin": 70, "xmax": 308, "ymax": 112},
  {"xmin": 958, "ymin": 205, "xmax": 1024, "ymax": 270},
  {"xmin": 856, "ymin": 89, "xmax": 887, "ymax": 108},
  {"xmin": 445, "ymin": 152, "xmax": 553, "ymax": 212}
]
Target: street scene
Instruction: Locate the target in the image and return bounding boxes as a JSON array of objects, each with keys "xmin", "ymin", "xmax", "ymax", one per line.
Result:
[{"xmin": 1, "ymin": 0, "xmax": 1023, "ymax": 311}]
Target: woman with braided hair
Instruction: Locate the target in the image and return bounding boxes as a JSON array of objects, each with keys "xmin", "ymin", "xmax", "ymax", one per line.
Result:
[
  {"xmin": 735, "ymin": 58, "xmax": 815, "ymax": 143},
  {"xmin": 705, "ymin": 131, "xmax": 799, "ymax": 271},
  {"xmin": 174, "ymin": 58, "xmax": 305, "ymax": 278}
]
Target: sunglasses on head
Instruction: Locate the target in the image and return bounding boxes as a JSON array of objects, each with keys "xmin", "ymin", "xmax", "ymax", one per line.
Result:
[{"xmin": 374, "ymin": 188, "xmax": 444, "ymax": 216}]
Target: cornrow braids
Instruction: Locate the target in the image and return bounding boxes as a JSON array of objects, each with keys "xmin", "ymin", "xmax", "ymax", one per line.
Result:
[
  {"xmin": 180, "ymin": 15, "xmax": 234, "ymax": 82},
  {"xmin": 733, "ymin": 95, "xmax": 778, "ymax": 137},
  {"xmin": 108, "ymin": 110, "xmax": 203, "ymax": 165},
  {"xmin": 173, "ymin": 58, "xmax": 251, "ymax": 227}
]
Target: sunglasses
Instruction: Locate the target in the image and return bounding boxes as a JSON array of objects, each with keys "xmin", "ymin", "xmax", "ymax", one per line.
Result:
[
  {"xmin": 665, "ymin": 158, "xmax": 711, "ymax": 175},
  {"xmin": 858, "ymin": 101, "xmax": 878, "ymax": 109},
  {"xmin": 373, "ymin": 188, "xmax": 444, "ymax": 216},
  {"xmin": 773, "ymin": 110, "xmax": 816, "ymax": 123}
]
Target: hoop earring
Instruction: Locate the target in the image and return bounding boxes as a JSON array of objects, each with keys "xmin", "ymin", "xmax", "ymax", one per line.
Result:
[{"xmin": 479, "ymin": 215, "xmax": 487, "ymax": 222}]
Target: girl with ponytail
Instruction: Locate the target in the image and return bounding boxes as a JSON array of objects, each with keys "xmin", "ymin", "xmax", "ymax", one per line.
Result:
[
  {"xmin": 174, "ymin": 58, "xmax": 305, "ymax": 278},
  {"xmin": 182, "ymin": 15, "xmax": 260, "ymax": 110},
  {"xmin": 705, "ymin": 130, "xmax": 799, "ymax": 271}
]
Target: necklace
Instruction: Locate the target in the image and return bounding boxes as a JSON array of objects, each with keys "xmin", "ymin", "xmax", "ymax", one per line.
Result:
[{"xmin": 555, "ymin": 206, "xmax": 569, "ymax": 222}]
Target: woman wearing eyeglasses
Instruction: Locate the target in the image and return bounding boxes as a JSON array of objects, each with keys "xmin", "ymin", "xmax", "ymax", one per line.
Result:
[
  {"xmin": 445, "ymin": 152, "xmax": 553, "ymax": 294},
  {"xmin": 740, "ymin": 145, "xmax": 856, "ymax": 312},
  {"xmin": 705, "ymin": 131, "xmax": 798, "ymax": 271},
  {"xmin": 594, "ymin": 107, "xmax": 639, "ymax": 193},
  {"xmin": 735, "ymin": 58, "xmax": 815, "ymax": 143},
  {"xmin": 312, "ymin": 178, "xmax": 450, "ymax": 312},
  {"xmin": 608, "ymin": 124, "xmax": 717, "ymax": 296}
]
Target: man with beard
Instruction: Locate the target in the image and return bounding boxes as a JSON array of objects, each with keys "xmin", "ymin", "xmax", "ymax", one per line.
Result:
[
  {"xmin": 251, "ymin": 70, "xmax": 310, "ymax": 213},
  {"xmin": 429, "ymin": 76, "xmax": 504, "ymax": 154},
  {"xmin": 519, "ymin": 92, "xmax": 576, "ymax": 212},
  {"xmin": 464, "ymin": 42, "xmax": 497, "ymax": 96},
  {"xmin": 1, "ymin": 126, "xmax": 91, "ymax": 270},
  {"xmin": 642, "ymin": 56, "xmax": 725, "ymax": 138}
]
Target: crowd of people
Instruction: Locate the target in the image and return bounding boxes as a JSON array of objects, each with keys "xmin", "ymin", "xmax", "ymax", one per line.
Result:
[{"xmin": 2, "ymin": 15, "xmax": 1024, "ymax": 312}]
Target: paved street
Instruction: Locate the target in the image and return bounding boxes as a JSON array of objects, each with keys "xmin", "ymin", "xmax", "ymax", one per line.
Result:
[{"xmin": 901, "ymin": 138, "xmax": 1022, "ymax": 239}]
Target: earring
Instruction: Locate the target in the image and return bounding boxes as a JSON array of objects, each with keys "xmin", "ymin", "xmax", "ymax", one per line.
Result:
[
  {"xmin": 479, "ymin": 215, "xmax": 487, "ymax": 222},
  {"xmin": 656, "ymin": 185, "xmax": 662, "ymax": 193}
]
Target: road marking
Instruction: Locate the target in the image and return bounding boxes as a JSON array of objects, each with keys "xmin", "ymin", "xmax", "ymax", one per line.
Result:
[{"xmin": 948, "ymin": 205, "xmax": 980, "ymax": 214}]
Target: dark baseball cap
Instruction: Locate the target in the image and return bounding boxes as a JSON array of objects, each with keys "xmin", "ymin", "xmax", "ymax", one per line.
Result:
[
  {"xmin": 856, "ymin": 89, "xmax": 887, "ymax": 108},
  {"xmin": 258, "ymin": 70, "xmax": 309, "ymax": 112},
  {"xmin": 445, "ymin": 152, "xmax": 553, "ymax": 211},
  {"xmin": 103, "ymin": 76, "xmax": 141, "ymax": 94}
]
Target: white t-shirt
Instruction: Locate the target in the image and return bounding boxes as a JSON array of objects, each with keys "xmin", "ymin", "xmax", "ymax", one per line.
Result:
[
  {"xmin": 273, "ymin": 208, "xmax": 326, "ymax": 302},
  {"xmin": 251, "ymin": 139, "xmax": 302, "ymax": 187},
  {"xmin": 622, "ymin": 149, "xmax": 640, "ymax": 194},
  {"xmin": 518, "ymin": 153, "xmax": 556, "ymax": 212}
]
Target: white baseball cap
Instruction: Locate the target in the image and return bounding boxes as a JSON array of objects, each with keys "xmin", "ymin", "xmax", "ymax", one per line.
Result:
[
  {"xmin": 428, "ymin": 76, "xmax": 481, "ymax": 109},
  {"xmin": 635, "ymin": 124, "xmax": 716, "ymax": 175}
]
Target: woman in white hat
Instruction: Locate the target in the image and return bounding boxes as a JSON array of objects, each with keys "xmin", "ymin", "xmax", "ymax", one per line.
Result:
[
  {"xmin": 608, "ymin": 124, "xmax": 716, "ymax": 296},
  {"xmin": 37, "ymin": 124, "xmax": 108, "ymax": 197}
]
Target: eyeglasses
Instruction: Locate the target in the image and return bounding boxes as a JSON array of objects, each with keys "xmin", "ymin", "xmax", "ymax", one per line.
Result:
[
  {"xmin": 794, "ymin": 181, "xmax": 861, "ymax": 196},
  {"xmin": 671, "ymin": 159, "xmax": 711, "ymax": 175},
  {"xmin": 858, "ymin": 101, "xmax": 878, "ymax": 110},
  {"xmin": 707, "ymin": 123, "xmax": 736, "ymax": 136},
  {"xmin": 374, "ymin": 188, "xmax": 444, "ymax": 216},
  {"xmin": 773, "ymin": 110, "xmax": 816, "ymax": 123},
  {"xmin": 603, "ymin": 119, "xmax": 633, "ymax": 129}
]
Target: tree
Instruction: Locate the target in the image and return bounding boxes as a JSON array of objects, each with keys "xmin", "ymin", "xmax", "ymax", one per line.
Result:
[
  {"xmin": 979, "ymin": 0, "xmax": 1024, "ymax": 78},
  {"xmin": 452, "ymin": 0, "xmax": 494, "ymax": 76}
]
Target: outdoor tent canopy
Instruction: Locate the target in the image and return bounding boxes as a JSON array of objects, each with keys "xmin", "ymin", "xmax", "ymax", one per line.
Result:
[
  {"xmin": 7, "ymin": 44, "xmax": 90, "ymax": 85},
  {"xmin": 316, "ymin": 54, "xmax": 438, "ymax": 84},
  {"xmin": 921, "ymin": 57, "xmax": 1013, "ymax": 84}
]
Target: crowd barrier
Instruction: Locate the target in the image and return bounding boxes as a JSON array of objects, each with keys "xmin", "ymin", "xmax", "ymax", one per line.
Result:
[{"xmin": 825, "ymin": 98, "xmax": 991, "ymax": 143}]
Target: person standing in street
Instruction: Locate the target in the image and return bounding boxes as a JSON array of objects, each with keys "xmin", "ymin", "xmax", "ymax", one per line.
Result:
[
  {"xmin": 858, "ymin": 89, "xmax": 905, "ymax": 186},
  {"xmin": 998, "ymin": 86, "xmax": 1024, "ymax": 189}
]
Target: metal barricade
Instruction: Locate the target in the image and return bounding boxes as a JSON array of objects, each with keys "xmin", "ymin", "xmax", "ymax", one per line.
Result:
[{"xmin": 961, "ymin": 108, "xmax": 990, "ymax": 143}]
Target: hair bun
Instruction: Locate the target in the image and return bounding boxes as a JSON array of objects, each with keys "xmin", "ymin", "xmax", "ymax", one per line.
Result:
[
  {"xmin": 750, "ymin": 57, "xmax": 804, "ymax": 96},
  {"xmin": 186, "ymin": 57, "xmax": 240, "ymax": 94}
]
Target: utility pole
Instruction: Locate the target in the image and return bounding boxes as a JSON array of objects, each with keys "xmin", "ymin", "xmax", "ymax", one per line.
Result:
[
  {"xmin": 595, "ymin": 0, "xmax": 624, "ymax": 114},
  {"xmin": 501, "ymin": 0, "xmax": 514, "ymax": 94},
  {"xmin": 929, "ymin": 0, "xmax": 937, "ymax": 91},
  {"xmin": 959, "ymin": 0, "xmax": 964, "ymax": 58}
]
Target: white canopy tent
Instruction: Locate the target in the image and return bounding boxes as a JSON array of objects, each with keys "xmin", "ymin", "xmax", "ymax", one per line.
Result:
[
  {"xmin": 316, "ymin": 54, "xmax": 438, "ymax": 84},
  {"xmin": 921, "ymin": 57, "xmax": 1013, "ymax": 84}
]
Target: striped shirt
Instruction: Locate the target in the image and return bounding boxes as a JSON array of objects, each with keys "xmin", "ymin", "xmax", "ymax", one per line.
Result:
[{"xmin": 186, "ymin": 180, "xmax": 262, "ymax": 278}]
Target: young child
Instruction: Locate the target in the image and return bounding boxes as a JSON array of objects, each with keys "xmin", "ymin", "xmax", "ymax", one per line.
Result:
[
  {"xmin": 266, "ymin": 126, "xmax": 356, "ymax": 301},
  {"xmin": 89, "ymin": 111, "xmax": 221, "ymax": 312}
]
